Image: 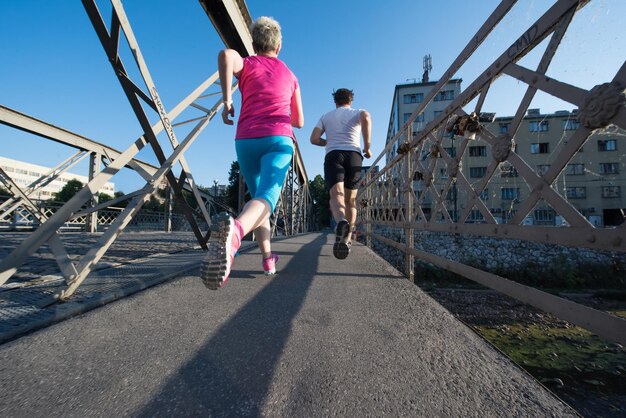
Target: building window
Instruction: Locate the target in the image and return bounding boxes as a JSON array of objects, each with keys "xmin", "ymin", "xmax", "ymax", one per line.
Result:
[
  {"xmin": 434, "ymin": 90, "xmax": 454, "ymax": 101},
  {"xmin": 434, "ymin": 110, "xmax": 443, "ymax": 119},
  {"xmin": 470, "ymin": 167, "xmax": 487, "ymax": 178},
  {"xmin": 444, "ymin": 147, "xmax": 456, "ymax": 158},
  {"xmin": 469, "ymin": 146, "xmax": 487, "ymax": 157},
  {"xmin": 15, "ymin": 168, "xmax": 28, "ymax": 175},
  {"xmin": 403, "ymin": 93, "xmax": 423, "ymax": 104},
  {"xmin": 469, "ymin": 210, "xmax": 484, "ymax": 222},
  {"xmin": 403, "ymin": 113, "xmax": 412, "ymax": 123},
  {"xmin": 536, "ymin": 164, "xmax": 550, "ymax": 176},
  {"xmin": 599, "ymin": 162, "xmax": 619, "ymax": 175},
  {"xmin": 598, "ymin": 139, "xmax": 617, "ymax": 151},
  {"xmin": 415, "ymin": 113, "xmax": 425, "ymax": 123},
  {"xmin": 562, "ymin": 119, "xmax": 580, "ymax": 130},
  {"xmin": 529, "ymin": 120, "xmax": 549, "ymax": 132},
  {"xmin": 480, "ymin": 188, "xmax": 489, "ymax": 201},
  {"xmin": 500, "ymin": 164, "xmax": 519, "ymax": 177},
  {"xmin": 445, "ymin": 188, "xmax": 456, "ymax": 201},
  {"xmin": 534, "ymin": 209, "xmax": 555, "ymax": 224},
  {"xmin": 602, "ymin": 186, "xmax": 620, "ymax": 198},
  {"xmin": 530, "ymin": 143, "xmax": 549, "ymax": 154},
  {"xmin": 499, "ymin": 123, "xmax": 510, "ymax": 134},
  {"xmin": 2, "ymin": 166, "xmax": 15, "ymax": 172},
  {"xmin": 501, "ymin": 187, "xmax": 520, "ymax": 200},
  {"xmin": 565, "ymin": 163, "xmax": 585, "ymax": 175},
  {"xmin": 566, "ymin": 187, "xmax": 586, "ymax": 199},
  {"xmin": 439, "ymin": 168, "xmax": 448, "ymax": 179}
]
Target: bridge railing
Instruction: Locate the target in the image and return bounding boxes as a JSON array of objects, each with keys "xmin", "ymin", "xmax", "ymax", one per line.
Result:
[
  {"xmin": 358, "ymin": 0, "xmax": 625, "ymax": 345},
  {"xmin": 0, "ymin": 0, "xmax": 311, "ymax": 300}
]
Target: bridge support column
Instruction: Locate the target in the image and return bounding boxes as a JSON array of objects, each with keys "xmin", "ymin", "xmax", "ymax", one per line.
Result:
[
  {"xmin": 404, "ymin": 127, "xmax": 414, "ymax": 282},
  {"xmin": 85, "ymin": 152, "xmax": 100, "ymax": 233},
  {"xmin": 165, "ymin": 186, "xmax": 173, "ymax": 233}
]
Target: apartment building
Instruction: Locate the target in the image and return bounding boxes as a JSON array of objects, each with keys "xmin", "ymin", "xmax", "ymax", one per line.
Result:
[
  {"xmin": 0, "ymin": 156, "xmax": 115, "ymax": 200},
  {"xmin": 436, "ymin": 109, "xmax": 625, "ymax": 226},
  {"xmin": 386, "ymin": 78, "xmax": 462, "ymax": 163},
  {"xmin": 384, "ymin": 74, "xmax": 624, "ymax": 226}
]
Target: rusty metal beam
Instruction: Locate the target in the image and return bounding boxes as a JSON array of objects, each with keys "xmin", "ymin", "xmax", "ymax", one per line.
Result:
[{"xmin": 198, "ymin": 0, "xmax": 253, "ymax": 56}]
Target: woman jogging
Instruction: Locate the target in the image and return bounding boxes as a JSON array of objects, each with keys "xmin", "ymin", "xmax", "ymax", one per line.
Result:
[{"xmin": 202, "ymin": 16, "xmax": 304, "ymax": 290}]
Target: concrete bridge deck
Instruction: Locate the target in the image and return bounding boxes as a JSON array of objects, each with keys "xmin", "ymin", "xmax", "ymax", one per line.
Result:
[{"xmin": 0, "ymin": 232, "xmax": 576, "ymax": 416}]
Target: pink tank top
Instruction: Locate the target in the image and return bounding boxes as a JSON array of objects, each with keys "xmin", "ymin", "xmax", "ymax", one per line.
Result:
[{"xmin": 235, "ymin": 56, "xmax": 298, "ymax": 140}]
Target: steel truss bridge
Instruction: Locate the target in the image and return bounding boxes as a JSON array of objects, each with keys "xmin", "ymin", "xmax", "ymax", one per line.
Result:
[
  {"xmin": 0, "ymin": 0, "xmax": 310, "ymax": 300},
  {"xmin": 0, "ymin": 0, "xmax": 625, "ymax": 347}
]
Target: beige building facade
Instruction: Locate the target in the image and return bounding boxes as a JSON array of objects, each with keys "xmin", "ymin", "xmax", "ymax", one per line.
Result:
[
  {"xmin": 385, "ymin": 79, "xmax": 625, "ymax": 227},
  {"xmin": 386, "ymin": 79, "xmax": 463, "ymax": 163},
  {"xmin": 436, "ymin": 109, "xmax": 624, "ymax": 227},
  {"xmin": 0, "ymin": 156, "xmax": 115, "ymax": 201}
]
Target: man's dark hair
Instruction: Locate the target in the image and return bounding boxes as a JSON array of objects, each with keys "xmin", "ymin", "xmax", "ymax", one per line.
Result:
[{"xmin": 332, "ymin": 88, "xmax": 353, "ymax": 106}]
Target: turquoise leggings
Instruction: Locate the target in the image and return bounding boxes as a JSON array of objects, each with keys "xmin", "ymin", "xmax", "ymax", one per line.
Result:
[{"xmin": 235, "ymin": 135, "xmax": 294, "ymax": 212}]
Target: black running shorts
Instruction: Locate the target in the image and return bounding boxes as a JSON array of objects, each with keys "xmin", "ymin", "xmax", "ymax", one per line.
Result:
[{"xmin": 324, "ymin": 150, "xmax": 363, "ymax": 190}]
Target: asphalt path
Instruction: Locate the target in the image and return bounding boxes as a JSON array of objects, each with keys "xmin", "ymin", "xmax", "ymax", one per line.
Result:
[{"xmin": 0, "ymin": 232, "xmax": 576, "ymax": 417}]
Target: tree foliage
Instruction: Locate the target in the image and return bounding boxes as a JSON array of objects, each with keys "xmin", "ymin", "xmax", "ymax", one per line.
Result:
[
  {"xmin": 53, "ymin": 179, "xmax": 83, "ymax": 202},
  {"xmin": 225, "ymin": 161, "xmax": 243, "ymax": 212},
  {"xmin": 309, "ymin": 174, "xmax": 330, "ymax": 229},
  {"xmin": 113, "ymin": 191, "xmax": 128, "ymax": 207}
]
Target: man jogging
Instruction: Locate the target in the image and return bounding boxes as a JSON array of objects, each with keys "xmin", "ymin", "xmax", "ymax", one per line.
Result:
[{"xmin": 310, "ymin": 88, "xmax": 372, "ymax": 259}]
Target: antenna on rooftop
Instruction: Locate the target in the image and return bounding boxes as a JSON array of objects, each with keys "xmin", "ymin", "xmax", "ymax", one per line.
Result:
[{"xmin": 422, "ymin": 54, "xmax": 432, "ymax": 83}]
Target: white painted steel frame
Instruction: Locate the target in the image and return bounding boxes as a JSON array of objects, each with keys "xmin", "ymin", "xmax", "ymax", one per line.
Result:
[
  {"xmin": 0, "ymin": 0, "xmax": 311, "ymax": 300},
  {"xmin": 0, "ymin": 1, "xmax": 225, "ymax": 296}
]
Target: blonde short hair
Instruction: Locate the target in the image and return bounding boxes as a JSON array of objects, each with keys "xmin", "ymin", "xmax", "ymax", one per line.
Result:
[{"xmin": 250, "ymin": 16, "xmax": 282, "ymax": 53}]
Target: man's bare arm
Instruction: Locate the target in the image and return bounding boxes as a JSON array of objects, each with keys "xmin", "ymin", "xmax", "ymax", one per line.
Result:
[
  {"xmin": 310, "ymin": 127, "xmax": 327, "ymax": 147},
  {"xmin": 360, "ymin": 110, "xmax": 372, "ymax": 158}
]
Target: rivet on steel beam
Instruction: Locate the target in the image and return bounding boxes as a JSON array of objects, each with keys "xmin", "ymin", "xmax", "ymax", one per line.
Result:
[
  {"xmin": 613, "ymin": 236, "xmax": 622, "ymax": 246},
  {"xmin": 587, "ymin": 235, "xmax": 596, "ymax": 243}
]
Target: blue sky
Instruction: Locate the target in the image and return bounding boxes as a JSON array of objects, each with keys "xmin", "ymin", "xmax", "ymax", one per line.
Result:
[{"xmin": 1, "ymin": 0, "xmax": 624, "ymax": 193}]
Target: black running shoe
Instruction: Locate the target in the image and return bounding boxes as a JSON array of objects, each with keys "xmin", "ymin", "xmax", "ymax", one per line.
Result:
[{"xmin": 333, "ymin": 219, "xmax": 351, "ymax": 260}]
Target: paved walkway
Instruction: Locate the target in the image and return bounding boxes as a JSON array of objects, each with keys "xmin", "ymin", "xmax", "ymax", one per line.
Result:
[{"xmin": 0, "ymin": 232, "xmax": 576, "ymax": 416}]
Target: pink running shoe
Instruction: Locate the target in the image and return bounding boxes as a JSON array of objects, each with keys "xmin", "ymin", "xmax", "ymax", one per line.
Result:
[
  {"xmin": 201, "ymin": 212, "xmax": 243, "ymax": 290},
  {"xmin": 262, "ymin": 253, "xmax": 279, "ymax": 276}
]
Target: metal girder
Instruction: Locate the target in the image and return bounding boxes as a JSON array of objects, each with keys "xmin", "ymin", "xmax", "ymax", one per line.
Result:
[
  {"xmin": 0, "ymin": 0, "xmax": 311, "ymax": 301},
  {"xmin": 0, "ymin": 0, "xmax": 226, "ymax": 295},
  {"xmin": 0, "ymin": 104, "xmax": 224, "ymax": 209},
  {"xmin": 0, "ymin": 150, "xmax": 88, "ymax": 220},
  {"xmin": 359, "ymin": 0, "xmax": 626, "ymax": 345},
  {"xmin": 198, "ymin": 0, "xmax": 254, "ymax": 56},
  {"xmin": 374, "ymin": 233, "xmax": 626, "ymax": 346},
  {"xmin": 0, "ymin": 105, "xmax": 158, "ymax": 176}
]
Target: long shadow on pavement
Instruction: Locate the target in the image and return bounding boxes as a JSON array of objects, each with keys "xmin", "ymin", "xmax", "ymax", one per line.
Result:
[{"xmin": 137, "ymin": 234, "xmax": 326, "ymax": 416}]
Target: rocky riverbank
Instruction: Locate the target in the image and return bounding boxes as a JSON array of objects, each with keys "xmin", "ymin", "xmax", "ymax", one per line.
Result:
[{"xmin": 420, "ymin": 286, "xmax": 626, "ymax": 418}]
